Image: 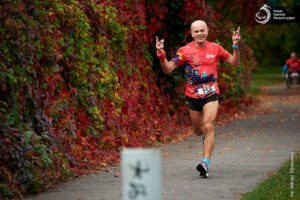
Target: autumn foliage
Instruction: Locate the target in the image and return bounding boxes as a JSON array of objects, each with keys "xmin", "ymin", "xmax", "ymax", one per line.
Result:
[{"xmin": 0, "ymin": 0, "xmax": 262, "ymax": 198}]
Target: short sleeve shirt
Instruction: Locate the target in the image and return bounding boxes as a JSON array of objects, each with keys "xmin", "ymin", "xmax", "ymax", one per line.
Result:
[
  {"xmin": 286, "ymin": 58, "xmax": 300, "ymax": 71},
  {"xmin": 171, "ymin": 41, "xmax": 230, "ymax": 99}
]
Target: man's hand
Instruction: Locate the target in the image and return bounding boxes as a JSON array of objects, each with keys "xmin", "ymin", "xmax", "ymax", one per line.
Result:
[
  {"xmin": 225, "ymin": 26, "xmax": 241, "ymax": 66},
  {"xmin": 232, "ymin": 27, "xmax": 241, "ymax": 46},
  {"xmin": 156, "ymin": 36, "xmax": 164, "ymax": 52}
]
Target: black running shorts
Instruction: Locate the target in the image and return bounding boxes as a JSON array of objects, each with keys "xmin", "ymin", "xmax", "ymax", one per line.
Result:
[{"xmin": 185, "ymin": 94, "xmax": 220, "ymax": 111}]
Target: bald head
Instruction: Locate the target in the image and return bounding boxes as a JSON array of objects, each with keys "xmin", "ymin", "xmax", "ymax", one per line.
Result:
[
  {"xmin": 291, "ymin": 52, "xmax": 296, "ymax": 60},
  {"xmin": 190, "ymin": 20, "xmax": 208, "ymax": 47},
  {"xmin": 191, "ymin": 20, "xmax": 208, "ymax": 31}
]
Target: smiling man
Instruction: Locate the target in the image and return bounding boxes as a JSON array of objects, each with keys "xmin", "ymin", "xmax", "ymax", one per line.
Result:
[{"xmin": 156, "ymin": 20, "xmax": 241, "ymax": 177}]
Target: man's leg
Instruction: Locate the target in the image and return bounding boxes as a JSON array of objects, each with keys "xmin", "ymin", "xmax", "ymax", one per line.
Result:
[
  {"xmin": 193, "ymin": 99, "xmax": 219, "ymax": 177},
  {"xmin": 188, "ymin": 100, "xmax": 218, "ymax": 158},
  {"xmin": 202, "ymin": 100, "xmax": 219, "ymax": 159},
  {"xmin": 188, "ymin": 109, "xmax": 204, "ymax": 136}
]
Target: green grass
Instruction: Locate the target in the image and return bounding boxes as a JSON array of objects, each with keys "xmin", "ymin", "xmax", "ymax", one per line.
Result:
[
  {"xmin": 251, "ymin": 65, "xmax": 283, "ymax": 95},
  {"xmin": 241, "ymin": 150, "xmax": 300, "ymax": 200}
]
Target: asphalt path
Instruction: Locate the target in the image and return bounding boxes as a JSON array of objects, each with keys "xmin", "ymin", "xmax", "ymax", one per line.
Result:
[{"xmin": 27, "ymin": 82, "xmax": 300, "ymax": 200}]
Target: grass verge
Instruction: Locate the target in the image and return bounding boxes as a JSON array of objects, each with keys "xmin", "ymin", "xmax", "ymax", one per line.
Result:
[
  {"xmin": 240, "ymin": 150, "xmax": 299, "ymax": 200},
  {"xmin": 252, "ymin": 65, "xmax": 283, "ymax": 95}
]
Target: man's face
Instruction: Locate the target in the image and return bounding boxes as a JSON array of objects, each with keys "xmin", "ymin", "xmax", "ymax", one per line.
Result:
[
  {"xmin": 191, "ymin": 23, "xmax": 208, "ymax": 44},
  {"xmin": 291, "ymin": 53, "xmax": 296, "ymax": 60}
]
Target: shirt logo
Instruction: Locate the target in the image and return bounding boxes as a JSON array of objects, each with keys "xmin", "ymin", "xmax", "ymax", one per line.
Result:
[{"xmin": 206, "ymin": 54, "xmax": 215, "ymax": 58}]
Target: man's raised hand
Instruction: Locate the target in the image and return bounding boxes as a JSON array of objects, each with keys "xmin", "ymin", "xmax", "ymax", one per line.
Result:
[
  {"xmin": 232, "ymin": 27, "xmax": 241, "ymax": 46},
  {"xmin": 156, "ymin": 36, "xmax": 164, "ymax": 52}
]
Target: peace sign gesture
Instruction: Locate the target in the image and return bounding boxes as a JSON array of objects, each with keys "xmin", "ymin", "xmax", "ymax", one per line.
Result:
[{"xmin": 232, "ymin": 27, "xmax": 241, "ymax": 46}]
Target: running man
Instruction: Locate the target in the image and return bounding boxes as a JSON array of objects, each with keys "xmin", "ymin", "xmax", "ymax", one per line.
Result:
[{"xmin": 156, "ymin": 20, "xmax": 240, "ymax": 177}]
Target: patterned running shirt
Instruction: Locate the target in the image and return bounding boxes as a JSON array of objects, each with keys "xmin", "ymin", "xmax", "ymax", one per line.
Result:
[{"xmin": 171, "ymin": 41, "xmax": 230, "ymax": 99}]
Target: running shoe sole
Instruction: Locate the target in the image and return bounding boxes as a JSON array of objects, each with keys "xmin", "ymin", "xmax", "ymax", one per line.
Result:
[{"xmin": 196, "ymin": 163, "xmax": 208, "ymax": 178}]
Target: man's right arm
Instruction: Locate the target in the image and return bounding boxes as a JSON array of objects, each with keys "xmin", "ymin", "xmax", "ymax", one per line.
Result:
[
  {"xmin": 159, "ymin": 59, "xmax": 178, "ymax": 74},
  {"xmin": 156, "ymin": 36, "xmax": 178, "ymax": 74}
]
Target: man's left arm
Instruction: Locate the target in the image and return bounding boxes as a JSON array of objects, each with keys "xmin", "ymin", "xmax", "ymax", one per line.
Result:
[{"xmin": 225, "ymin": 27, "xmax": 241, "ymax": 66}]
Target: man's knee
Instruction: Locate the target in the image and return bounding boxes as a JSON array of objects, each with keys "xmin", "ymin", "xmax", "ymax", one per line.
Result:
[
  {"xmin": 198, "ymin": 126, "xmax": 205, "ymax": 135},
  {"xmin": 193, "ymin": 126, "xmax": 205, "ymax": 135},
  {"xmin": 203, "ymin": 121, "xmax": 214, "ymax": 134}
]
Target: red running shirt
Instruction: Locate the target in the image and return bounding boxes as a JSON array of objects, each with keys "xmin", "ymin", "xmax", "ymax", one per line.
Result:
[
  {"xmin": 286, "ymin": 58, "xmax": 300, "ymax": 72},
  {"xmin": 171, "ymin": 41, "xmax": 230, "ymax": 99}
]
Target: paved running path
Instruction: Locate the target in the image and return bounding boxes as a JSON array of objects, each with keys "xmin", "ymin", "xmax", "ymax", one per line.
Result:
[{"xmin": 27, "ymin": 83, "xmax": 300, "ymax": 200}]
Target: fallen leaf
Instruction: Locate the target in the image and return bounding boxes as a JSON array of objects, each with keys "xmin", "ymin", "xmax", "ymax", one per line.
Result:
[
  {"xmin": 114, "ymin": 173, "xmax": 120, "ymax": 177},
  {"xmin": 223, "ymin": 148, "xmax": 233, "ymax": 150}
]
